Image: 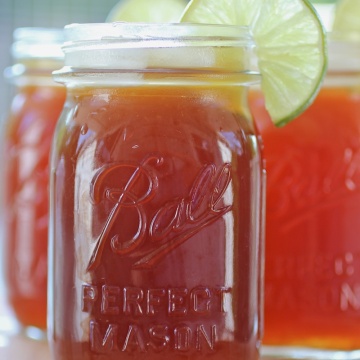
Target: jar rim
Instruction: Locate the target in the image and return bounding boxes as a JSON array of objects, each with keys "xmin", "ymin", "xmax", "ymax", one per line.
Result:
[
  {"xmin": 12, "ymin": 27, "xmax": 64, "ymax": 61},
  {"xmin": 55, "ymin": 22, "xmax": 259, "ymax": 87},
  {"xmin": 14, "ymin": 27, "xmax": 64, "ymax": 42},
  {"xmin": 62, "ymin": 22, "xmax": 254, "ymax": 50}
]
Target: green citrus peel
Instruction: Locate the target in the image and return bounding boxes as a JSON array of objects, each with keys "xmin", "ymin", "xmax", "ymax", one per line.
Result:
[{"xmin": 181, "ymin": 0, "xmax": 327, "ymax": 126}]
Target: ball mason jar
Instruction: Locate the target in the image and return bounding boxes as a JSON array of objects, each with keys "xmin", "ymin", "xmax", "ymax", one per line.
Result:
[
  {"xmin": 252, "ymin": 38, "xmax": 360, "ymax": 360},
  {"xmin": 49, "ymin": 22, "xmax": 264, "ymax": 360},
  {"xmin": 2, "ymin": 27, "xmax": 65, "ymax": 338}
]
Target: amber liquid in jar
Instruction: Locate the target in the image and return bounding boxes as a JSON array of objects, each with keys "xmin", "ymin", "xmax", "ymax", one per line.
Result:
[
  {"xmin": 3, "ymin": 27, "xmax": 64, "ymax": 333},
  {"xmin": 253, "ymin": 87, "xmax": 360, "ymax": 350},
  {"xmin": 4, "ymin": 84, "xmax": 65, "ymax": 330},
  {"xmin": 49, "ymin": 85, "xmax": 263, "ymax": 359},
  {"xmin": 252, "ymin": 38, "xmax": 360, "ymax": 357},
  {"xmin": 48, "ymin": 23, "xmax": 264, "ymax": 360}
]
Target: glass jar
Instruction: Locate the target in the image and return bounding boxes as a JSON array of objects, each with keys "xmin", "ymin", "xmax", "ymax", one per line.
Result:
[
  {"xmin": 48, "ymin": 22, "xmax": 264, "ymax": 360},
  {"xmin": 252, "ymin": 38, "xmax": 360, "ymax": 359},
  {"xmin": 2, "ymin": 28, "xmax": 65, "ymax": 338}
]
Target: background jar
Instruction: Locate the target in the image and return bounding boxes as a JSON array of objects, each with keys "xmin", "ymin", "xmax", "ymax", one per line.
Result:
[
  {"xmin": 48, "ymin": 22, "xmax": 264, "ymax": 360},
  {"xmin": 252, "ymin": 38, "xmax": 360, "ymax": 359},
  {"xmin": 2, "ymin": 27, "xmax": 65, "ymax": 338}
]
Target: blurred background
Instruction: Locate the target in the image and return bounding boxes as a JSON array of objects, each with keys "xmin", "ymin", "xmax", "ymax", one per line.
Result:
[{"xmin": 0, "ymin": 0, "xmax": 122, "ymax": 121}]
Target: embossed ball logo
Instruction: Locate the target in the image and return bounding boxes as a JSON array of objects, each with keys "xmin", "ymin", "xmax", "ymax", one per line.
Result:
[{"xmin": 87, "ymin": 155, "xmax": 232, "ymax": 272}]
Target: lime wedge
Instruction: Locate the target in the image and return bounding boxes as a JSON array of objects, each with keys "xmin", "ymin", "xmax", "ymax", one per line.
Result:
[
  {"xmin": 181, "ymin": 0, "xmax": 327, "ymax": 126},
  {"xmin": 107, "ymin": 0, "xmax": 189, "ymax": 23},
  {"xmin": 333, "ymin": 0, "xmax": 360, "ymax": 40}
]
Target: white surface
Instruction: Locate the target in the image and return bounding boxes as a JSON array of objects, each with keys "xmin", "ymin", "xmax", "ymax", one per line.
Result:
[
  {"xmin": 0, "ymin": 288, "xmax": 49, "ymax": 358},
  {"xmin": 0, "ymin": 334, "xmax": 50, "ymax": 360}
]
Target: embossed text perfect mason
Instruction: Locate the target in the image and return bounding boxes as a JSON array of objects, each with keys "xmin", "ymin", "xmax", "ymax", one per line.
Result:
[{"xmin": 48, "ymin": 23, "xmax": 264, "ymax": 360}]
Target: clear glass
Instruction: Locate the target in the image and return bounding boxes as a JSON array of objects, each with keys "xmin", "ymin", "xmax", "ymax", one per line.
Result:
[
  {"xmin": 48, "ymin": 22, "xmax": 264, "ymax": 360},
  {"xmin": 252, "ymin": 38, "xmax": 360, "ymax": 360},
  {"xmin": 2, "ymin": 27, "xmax": 65, "ymax": 339}
]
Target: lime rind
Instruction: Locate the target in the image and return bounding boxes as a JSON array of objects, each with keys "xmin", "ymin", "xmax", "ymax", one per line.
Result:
[
  {"xmin": 256, "ymin": 1, "xmax": 327, "ymax": 126},
  {"xmin": 181, "ymin": 0, "xmax": 327, "ymax": 126}
]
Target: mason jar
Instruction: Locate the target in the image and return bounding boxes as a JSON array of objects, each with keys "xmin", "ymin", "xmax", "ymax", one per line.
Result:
[
  {"xmin": 2, "ymin": 27, "xmax": 65, "ymax": 339},
  {"xmin": 49, "ymin": 22, "xmax": 264, "ymax": 360},
  {"xmin": 252, "ymin": 38, "xmax": 360, "ymax": 360}
]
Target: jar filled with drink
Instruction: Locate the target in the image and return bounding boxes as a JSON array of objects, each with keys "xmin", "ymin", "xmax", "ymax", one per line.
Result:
[
  {"xmin": 252, "ymin": 37, "xmax": 360, "ymax": 359},
  {"xmin": 3, "ymin": 28, "xmax": 65, "ymax": 337},
  {"xmin": 48, "ymin": 22, "xmax": 264, "ymax": 360}
]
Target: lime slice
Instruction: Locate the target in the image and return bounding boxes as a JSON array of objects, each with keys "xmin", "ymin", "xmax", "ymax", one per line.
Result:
[
  {"xmin": 107, "ymin": 0, "xmax": 189, "ymax": 23},
  {"xmin": 181, "ymin": 0, "xmax": 327, "ymax": 126},
  {"xmin": 333, "ymin": 0, "xmax": 360, "ymax": 40}
]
